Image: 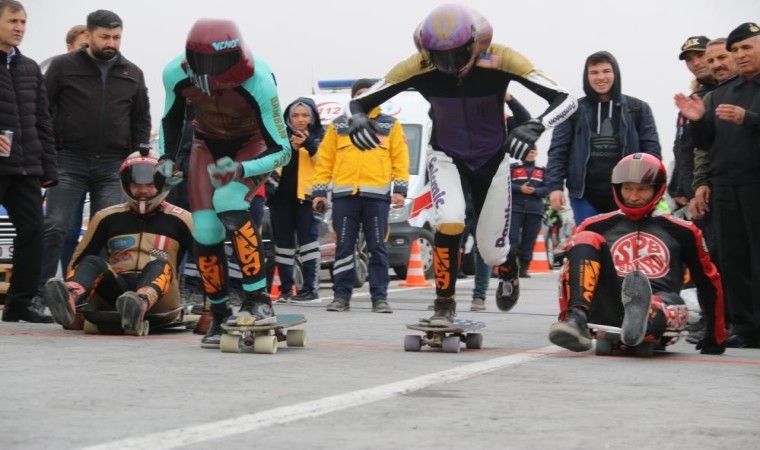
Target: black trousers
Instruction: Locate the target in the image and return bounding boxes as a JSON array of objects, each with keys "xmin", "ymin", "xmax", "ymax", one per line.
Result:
[
  {"xmin": 712, "ymin": 183, "xmax": 760, "ymax": 338},
  {"xmin": 0, "ymin": 175, "xmax": 43, "ymax": 303}
]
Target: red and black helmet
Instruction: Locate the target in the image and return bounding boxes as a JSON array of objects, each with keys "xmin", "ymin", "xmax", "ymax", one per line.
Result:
[
  {"xmin": 185, "ymin": 19, "xmax": 254, "ymax": 95},
  {"xmin": 611, "ymin": 153, "xmax": 667, "ymax": 221},
  {"xmin": 119, "ymin": 150, "xmax": 168, "ymax": 214}
]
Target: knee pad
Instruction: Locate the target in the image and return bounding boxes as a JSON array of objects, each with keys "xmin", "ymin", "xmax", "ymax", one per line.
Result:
[{"xmin": 192, "ymin": 210, "xmax": 225, "ymax": 245}]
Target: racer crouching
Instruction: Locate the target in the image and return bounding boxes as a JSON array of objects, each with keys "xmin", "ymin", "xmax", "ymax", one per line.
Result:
[{"xmin": 548, "ymin": 153, "xmax": 726, "ymax": 355}]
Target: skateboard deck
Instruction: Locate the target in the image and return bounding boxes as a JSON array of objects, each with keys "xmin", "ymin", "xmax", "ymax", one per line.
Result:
[
  {"xmin": 404, "ymin": 319, "xmax": 486, "ymax": 353},
  {"xmin": 589, "ymin": 323, "xmax": 685, "ymax": 357},
  {"xmin": 219, "ymin": 313, "xmax": 307, "ymax": 354},
  {"xmin": 81, "ymin": 307, "xmax": 184, "ymax": 336}
]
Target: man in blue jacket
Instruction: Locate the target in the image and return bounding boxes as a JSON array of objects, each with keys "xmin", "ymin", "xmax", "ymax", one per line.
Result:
[{"xmin": 545, "ymin": 51, "xmax": 661, "ymax": 225}]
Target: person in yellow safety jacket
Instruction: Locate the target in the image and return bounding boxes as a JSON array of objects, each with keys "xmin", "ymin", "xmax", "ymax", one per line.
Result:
[
  {"xmin": 312, "ymin": 78, "xmax": 409, "ymax": 313},
  {"xmin": 268, "ymin": 97, "xmax": 324, "ymax": 303}
]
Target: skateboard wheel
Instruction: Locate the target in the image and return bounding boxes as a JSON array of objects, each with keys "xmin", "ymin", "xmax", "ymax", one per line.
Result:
[
  {"xmin": 83, "ymin": 320, "xmax": 100, "ymax": 335},
  {"xmin": 465, "ymin": 333, "xmax": 483, "ymax": 350},
  {"xmin": 404, "ymin": 335, "xmax": 422, "ymax": 352},
  {"xmin": 286, "ymin": 329, "xmax": 306, "ymax": 347},
  {"xmin": 441, "ymin": 335, "xmax": 461, "ymax": 353},
  {"xmin": 595, "ymin": 338, "xmax": 613, "ymax": 356},
  {"xmin": 253, "ymin": 335, "xmax": 278, "ymax": 354},
  {"xmin": 220, "ymin": 334, "xmax": 242, "ymax": 353},
  {"xmin": 141, "ymin": 320, "xmax": 150, "ymax": 336},
  {"xmin": 635, "ymin": 342, "xmax": 654, "ymax": 357}
]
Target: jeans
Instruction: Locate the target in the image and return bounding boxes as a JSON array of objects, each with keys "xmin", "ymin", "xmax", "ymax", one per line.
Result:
[
  {"xmin": 472, "ymin": 247, "xmax": 491, "ymax": 300},
  {"xmin": 40, "ymin": 151, "xmax": 123, "ymax": 288}
]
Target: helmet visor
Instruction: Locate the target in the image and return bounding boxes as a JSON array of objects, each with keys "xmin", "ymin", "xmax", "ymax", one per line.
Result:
[
  {"xmin": 428, "ymin": 42, "xmax": 473, "ymax": 74},
  {"xmin": 126, "ymin": 163, "xmax": 155, "ymax": 185},
  {"xmin": 186, "ymin": 49, "xmax": 240, "ymax": 76}
]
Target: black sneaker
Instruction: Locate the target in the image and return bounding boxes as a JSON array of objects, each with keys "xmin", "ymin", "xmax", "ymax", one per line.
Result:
[
  {"xmin": 620, "ymin": 270, "xmax": 652, "ymax": 347},
  {"xmin": 495, "ymin": 260, "xmax": 520, "ymax": 311},
  {"xmin": 288, "ymin": 291, "xmax": 321, "ymax": 304},
  {"xmin": 201, "ymin": 304, "xmax": 233, "ymax": 349},
  {"xmin": 548, "ymin": 308, "xmax": 592, "ymax": 352},
  {"xmin": 237, "ymin": 290, "xmax": 276, "ymax": 325},
  {"xmin": 1, "ymin": 296, "xmax": 54, "ymax": 323},
  {"xmin": 116, "ymin": 291, "xmax": 149, "ymax": 334},
  {"xmin": 326, "ymin": 298, "xmax": 350, "ymax": 312}
]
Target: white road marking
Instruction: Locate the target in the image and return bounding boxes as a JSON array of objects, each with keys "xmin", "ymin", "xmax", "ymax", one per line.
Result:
[{"xmin": 82, "ymin": 345, "xmax": 559, "ymax": 450}]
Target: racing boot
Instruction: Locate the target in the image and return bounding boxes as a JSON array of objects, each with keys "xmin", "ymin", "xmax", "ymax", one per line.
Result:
[
  {"xmin": 620, "ymin": 270, "xmax": 652, "ymax": 347},
  {"xmin": 116, "ymin": 291, "xmax": 149, "ymax": 335},
  {"xmin": 427, "ymin": 297, "xmax": 457, "ymax": 327},
  {"xmin": 237, "ymin": 290, "xmax": 276, "ymax": 325},
  {"xmin": 548, "ymin": 307, "xmax": 592, "ymax": 352},
  {"xmin": 495, "ymin": 256, "xmax": 520, "ymax": 311},
  {"xmin": 201, "ymin": 303, "xmax": 233, "ymax": 349},
  {"xmin": 44, "ymin": 278, "xmax": 85, "ymax": 327}
]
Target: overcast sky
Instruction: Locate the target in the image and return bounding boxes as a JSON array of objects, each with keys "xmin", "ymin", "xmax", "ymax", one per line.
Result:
[{"xmin": 19, "ymin": 0, "xmax": 756, "ymax": 166}]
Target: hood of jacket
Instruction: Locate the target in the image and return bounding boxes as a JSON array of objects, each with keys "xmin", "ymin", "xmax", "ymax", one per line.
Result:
[
  {"xmin": 284, "ymin": 96, "xmax": 323, "ymax": 138},
  {"xmin": 582, "ymin": 50, "xmax": 622, "ymax": 103}
]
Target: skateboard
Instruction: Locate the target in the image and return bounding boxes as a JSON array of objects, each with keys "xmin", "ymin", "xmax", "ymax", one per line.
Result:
[
  {"xmin": 589, "ymin": 323, "xmax": 685, "ymax": 357},
  {"xmin": 219, "ymin": 313, "xmax": 307, "ymax": 354},
  {"xmin": 81, "ymin": 307, "xmax": 185, "ymax": 336},
  {"xmin": 404, "ymin": 319, "xmax": 486, "ymax": 353}
]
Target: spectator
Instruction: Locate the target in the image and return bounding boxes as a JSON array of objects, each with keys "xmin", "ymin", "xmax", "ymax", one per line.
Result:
[
  {"xmin": 269, "ymin": 97, "xmax": 324, "ymax": 304},
  {"xmin": 313, "ymin": 78, "xmax": 409, "ymax": 314},
  {"xmin": 0, "ymin": 0, "xmax": 57, "ymax": 323},
  {"xmin": 59, "ymin": 24, "xmax": 90, "ymax": 273},
  {"xmin": 160, "ymin": 19, "xmax": 291, "ymax": 348},
  {"xmin": 65, "ymin": 24, "xmax": 88, "ymax": 52},
  {"xmin": 347, "ymin": 4, "xmax": 576, "ymax": 325},
  {"xmin": 545, "ymin": 50, "xmax": 661, "ymax": 225},
  {"xmin": 548, "ymin": 153, "xmax": 725, "ymax": 356},
  {"xmin": 675, "ymin": 22, "xmax": 760, "ymax": 348},
  {"xmin": 668, "ymin": 36, "xmax": 715, "ymax": 211},
  {"xmin": 509, "ymin": 148, "xmax": 549, "ymax": 278},
  {"xmin": 40, "ymin": 9, "xmax": 150, "ymax": 297},
  {"xmin": 43, "ymin": 150, "xmax": 192, "ymax": 333}
]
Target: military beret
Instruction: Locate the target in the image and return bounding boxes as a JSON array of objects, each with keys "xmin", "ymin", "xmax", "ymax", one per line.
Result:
[{"xmin": 726, "ymin": 22, "xmax": 760, "ymax": 50}]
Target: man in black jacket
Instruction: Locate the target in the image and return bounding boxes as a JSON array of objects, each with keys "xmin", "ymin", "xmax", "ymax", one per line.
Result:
[
  {"xmin": 0, "ymin": 0, "xmax": 57, "ymax": 322},
  {"xmin": 39, "ymin": 9, "xmax": 151, "ymax": 296}
]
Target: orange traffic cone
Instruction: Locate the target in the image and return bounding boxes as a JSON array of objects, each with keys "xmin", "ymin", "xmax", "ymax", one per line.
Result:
[
  {"xmin": 528, "ymin": 228, "xmax": 552, "ymax": 273},
  {"xmin": 269, "ymin": 266, "xmax": 296, "ymax": 299},
  {"xmin": 400, "ymin": 240, "xmax": 433, "ymax": 287}
]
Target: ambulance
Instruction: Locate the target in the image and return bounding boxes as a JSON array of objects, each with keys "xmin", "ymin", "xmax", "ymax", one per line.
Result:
[{"xmin": 308, "ymin": 80, "xmax": 435, "ymax": 279}]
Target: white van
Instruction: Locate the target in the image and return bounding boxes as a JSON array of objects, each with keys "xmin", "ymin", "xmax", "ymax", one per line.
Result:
[{"xmin": 308, "ymin": 80, "xmax": 436, "ymax": 279}]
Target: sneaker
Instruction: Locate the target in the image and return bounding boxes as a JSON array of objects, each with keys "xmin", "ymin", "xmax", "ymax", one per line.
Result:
[
  {"xmin": 116, "ymin": 291, "xmax": 148, "ymax": 333},
  {"xmin": 200, "ymin": 305, "xmax": 233, "ymax": 349},
  {"xmin": 548, "ymin": 308, "xmax": 592, "ymax": 352},
  {"xmin": 288, "ymin": 291, "xmax": 321, "ymax": 304},
  {"xmin": 238, "ymin": 290, "xmax": 276, "ymax": 325},
  {"xmin": 470, "ymin": 298, "xmax": 486, "ymax": 311},
  {"xmin": 620, "ymin": 270, "xmax": 652, "ymax": 347},
  {"xmin": 428, "ymin": 297, "xmax": 456, "ymax": 327},
  {"xmin": 1, "ymin": 295, "xmax": 55, "ymax": 323},
  {"xmin": 518, "ymin": 264, "xmax": 531, "ymax": 278},
  {"xmin": 372, "ymin": 300, "xmax": 393, "ymax": 313},
  {"xmin": 273, "ymin": 292, "xmax": 292, "ymax": 304},
  {"xmin": 326, "ymin": 298, "xmax": 350, "ymax": 312},
  {"xmin": 43, "ymin": 278, "xmax": 77, "ymax": 326},
  {"xmin": 495, "ymin": 260, "xmax": 520, "ymax": 312},
  {"xmin": 426, "ymin": 302, "xmax": 435, "ymax": 311}
]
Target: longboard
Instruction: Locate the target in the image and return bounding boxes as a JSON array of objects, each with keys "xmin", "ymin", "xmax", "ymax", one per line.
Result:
[
  {"xmin": 404, "ymin": 319, "xmax": 486, "ymax": 353},
  {"xmin": 219, "ymin": 313, "xmax": 307, "ymax": 354},
  {"xmin": 81, "ymin": 307, "xmax": 185, "ymax": 336},
  {"xmin": 589, "ymin": 322, "xmax": 685, "ymax": 357}
]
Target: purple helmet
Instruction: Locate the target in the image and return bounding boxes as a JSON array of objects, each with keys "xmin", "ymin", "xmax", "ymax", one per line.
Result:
[{"xmin": 415, "ymin": 4, "xmax": 492, "ymax": 75}]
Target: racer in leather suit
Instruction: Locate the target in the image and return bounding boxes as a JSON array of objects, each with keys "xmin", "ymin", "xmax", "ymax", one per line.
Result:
[
  {"xmin": 548, "ymin": 153, "xmax": 726, "ymax": 355},
  {"xmin": 347, "ymin": 4, "xmax": 577, "ymax": 325},
  {"xmin": 43, "ymin": 150, "xmax": 194, "ymax": 334},
  {"xmin": 160, "ymin": 19, "xmax": 291, "ymax": 348}
]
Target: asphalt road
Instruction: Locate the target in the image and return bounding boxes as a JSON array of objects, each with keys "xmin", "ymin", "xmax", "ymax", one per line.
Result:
[{"xmin": 1, "ymin": 271, "xmax": 758, "ymax": 450}]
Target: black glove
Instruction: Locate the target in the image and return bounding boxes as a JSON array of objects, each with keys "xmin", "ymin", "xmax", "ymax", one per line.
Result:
[
  {"xmin": 696, "ymin": 336, "xmax": 726, "ymax": 355},
  {"xmin": 506, "ymin": 118, "xmax": 545, "ymax": 160},
  {"xmin": 348, "ymin": 113, "xmax": 382, "ymax": 150}
]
